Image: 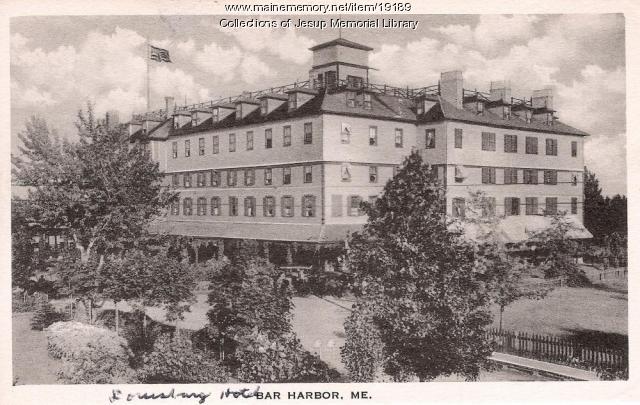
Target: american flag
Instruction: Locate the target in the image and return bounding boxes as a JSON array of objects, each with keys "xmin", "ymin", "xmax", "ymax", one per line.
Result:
[{"xmin": 149, "ymin": 45, "xmax": 172, "ymax": 63}]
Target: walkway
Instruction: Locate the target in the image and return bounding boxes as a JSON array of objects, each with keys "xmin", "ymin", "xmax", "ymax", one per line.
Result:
[{"xmin": 490, "ymin": 352, "xmax": 600, "ymax": 381}]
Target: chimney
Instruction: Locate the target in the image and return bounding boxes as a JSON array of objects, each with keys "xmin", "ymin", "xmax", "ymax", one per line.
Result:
[
  {"xmin": 106, "ymin": 110, "xmax": 119, "ymax": 130},
  {"xmin": 439, "ymin": 71, "xmax": 463, "ymax": 109},
  {"xmin": 532, "ymin": 88, "xmax": 553, "ymax": 110},
  {"xmin": 489, "ymin": 80, "xmax": 511, "ymax": 104},
  {"xmin": 165, "ymin": 96, "xmax": 176, "ymax": 116}
]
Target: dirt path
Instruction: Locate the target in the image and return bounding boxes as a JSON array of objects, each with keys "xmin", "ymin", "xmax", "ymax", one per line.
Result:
[{"xmin": 12, "ymin": 313, "xmax": 61, "ymax": 385}]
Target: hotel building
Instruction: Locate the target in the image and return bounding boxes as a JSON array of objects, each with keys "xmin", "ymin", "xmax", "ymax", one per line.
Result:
[{"xmin": 128, "ymin": 37, "xmax": 590, "ymax": 263}]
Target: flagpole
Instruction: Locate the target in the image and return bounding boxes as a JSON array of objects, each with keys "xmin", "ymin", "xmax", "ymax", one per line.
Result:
[{"xmin": 146, "ymin": 37, "xmax": 150, "ymax": 111}]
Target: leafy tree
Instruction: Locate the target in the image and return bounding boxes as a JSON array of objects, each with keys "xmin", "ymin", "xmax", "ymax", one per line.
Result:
[
  {"xmin": 343, "ymin": 152, "xmax": 494, "ymax": 382},
  {"xmin": 584, "ymin": 168, "xmax": 627, "ymax": 241},
  {"xmin": 11, "ymin": 201, "xmax": 39, "ymax": 292},
  {"xmin": 340, "ymin": 301, "xmax": 384, "ymax": 382}
]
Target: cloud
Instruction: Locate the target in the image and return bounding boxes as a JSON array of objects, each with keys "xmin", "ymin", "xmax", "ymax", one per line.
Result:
[
  {"xmin": 584, "ymin": 132, "xmax": 626, "ymax": 196},
  {"xmin": 193, "ymin": 42, "xmax": 243, "ymax": 82},
  {"xmin": 240, "ymin": 54, "xmax": 274, "ymax": 84},
  {"xmin": 12, "ymin": 81, "xmax": 57, "ymax": 108}
]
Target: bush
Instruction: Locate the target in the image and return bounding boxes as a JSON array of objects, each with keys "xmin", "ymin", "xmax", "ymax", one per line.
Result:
[
  {"xmin": 30, "ymin": 295, "xmax": 65, "ymax": 330},
  {"xmin": 138, "ymin": 331, "xmax": 230, "ymax": 383},
  {"xmin": 236, "ymin": 333, "xmax": 337, "ymax": 383},
  {"xmin": 45, "ymin": 321, "xmax": 136, "ymax": 384},
  {"xmin": 13, "ymin": 291, "xmax": 37, "ymax": 313},
  {"xmin": 341, "ymin": 303, "xmax": 384, "ymax": 382}
]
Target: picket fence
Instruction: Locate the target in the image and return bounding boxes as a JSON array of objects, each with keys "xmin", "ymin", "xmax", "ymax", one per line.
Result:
[{"xmin": 486, "ymin": 328, "xmax": 627, "ymax": 372}]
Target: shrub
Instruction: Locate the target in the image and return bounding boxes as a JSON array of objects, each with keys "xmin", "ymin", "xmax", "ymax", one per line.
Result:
[
  {"xmin": 45, "ymin": 321, "xmax": 136, "ymax": 384},
  {"xmin": 236, "ymin": 333, "xmax": 337, "ymax": 383},
  {"xmin": 30, "ymin": 296, "xmax": 65, "ymax": 330},
  {"xmin": 138, "ymin": 331, "xmax": 230, "ymax": 383},
  {"xmin": 341, "ymin": 303, "xmax": 384, "ymax": 382}
]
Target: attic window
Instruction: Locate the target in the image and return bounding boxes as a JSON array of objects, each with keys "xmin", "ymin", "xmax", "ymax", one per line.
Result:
[
  {"xmin": 477, "ymin": 101, "xmax": 485, "ymax": 114},
  {"xmin": 212, "ymin": 108, "xmax": 219, "ymax": 122},
  {"xmin": 525, "ymin": 109, "xmax": 532, "ymax": 123},
  {"xmin": 416, "ymin": 101, "xmax": 424, "ymax": 115},
  {"xmin": 288, "ymin": 93, "xmax": 297, "ymax": 110},
  {"xmin": 346, "ymin": 91, "xmax": 356, "ymax": 107},
  {"xmin": 191, "ymin": 114, "xmax": 198, "ymax": 127},
  {"xmin": 363, "ymin": 93, "xmax": 372, "ymax": 110},
  {"xmin": 173, "ymin": 117, "xmax": 179, "ymax": 129},
  {"xmin": 235, "ymin": 104, "xmax": 242, "ymax": 120},
  {"xmin": 260, "ymin": 99, "xmax": 268, "ymax": 115},
  {"xmin": 503, "ymin": 106, "xmax": 511, "ymax": 120}
]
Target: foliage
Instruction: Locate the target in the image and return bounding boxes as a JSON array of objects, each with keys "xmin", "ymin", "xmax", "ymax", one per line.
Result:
[
  {"xmin": 344, "ymin": 152, "xmax": 494, "ymax": 382},
  {"xmin": 597, "ymin": 364, "xmax": 629, "ymax": 381},
  {"xmin": 45, "ymin": 321, "xmax": 136, "ymax": 383},
  {"xmin": 341, "ymin": 302, "xmax": 384, "ymax": 382},
  {"xmin": 236, "ymin": 332, "xmax": 336, "ymax": 383},
  {"xmin": 584, "ymin": 168, "xmax": 627, "ymax": 242},
  {"xmin": 138, "ymin": 331, "xmax": 230, "ymax": 383},
  {"xmin": 30, "ymin": 295, "xmax": 66, "ymax": 330},
  {"xmin": 528, "ymin": 214, "xmax": 589, "ymax": 286}
]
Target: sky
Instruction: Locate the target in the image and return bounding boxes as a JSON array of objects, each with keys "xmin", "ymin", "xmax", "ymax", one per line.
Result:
[{"xmin": 10, "ymin": 14, "xmax": 626, "ymax": 195}]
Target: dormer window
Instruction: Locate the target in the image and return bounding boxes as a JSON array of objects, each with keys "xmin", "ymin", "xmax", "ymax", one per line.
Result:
[
  {"xmin": 288, "ymin": 93, "xmax": 297, "ymax": 110},
  {"xmin": 212, "ymin": 108, "xmax": 219, "ymax": 122},
  {"xmin": 173, "ymin": 118, "xmax": 179, "ymax": 129},
  {"xmin": 525, "ymin": 109, "xmax": 532, "ymax": 123},
  {"xmin": 363, "ymin": 93, "xmax": 372, "ymax": 110},
  {"xmin": 191, "ymin": 114, "xmax": 198, "ymax": 127},
  {"xmin": 260, "ymin": 98, "xmax": 268, "ymax": 115},
  {"xmin": 235, "ymin": 104, "xmax": 242, "ymax": 120},
  {"xmin": 416, "ymin": 100, "xmax": 424, "ymax": 115},
  {"xmin": 346, "ymin": 75, "xmax": 363, "ymax": 89},
  {"xmin": 346, "ymin": 91, "xmax": 356, "ymax": 107},
  {"xmin": 503, "ymin": 105, "xmax": 511, "ymax": 120},
  {"xmin": 477, "ymin": 101, "xmax": 485, "ymax": 114}
]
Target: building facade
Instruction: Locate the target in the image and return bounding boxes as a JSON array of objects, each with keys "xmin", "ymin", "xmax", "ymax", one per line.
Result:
[{"xmin": 129, "ymin": 37, "xmax": 590, "ymax": 258}]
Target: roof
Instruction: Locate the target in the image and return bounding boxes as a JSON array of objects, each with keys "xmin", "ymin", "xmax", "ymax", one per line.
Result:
[
  {"xmin": 460, "ymin": 215, "xmax": 592, "ymax": 243},
  {"xmin": 309, "ymin": 38, "xmax": 373, "ymax": 52},
  {"xmin": 286, "ymin": 87, "xmax": 319, "ymax": 95},
  {"xmin": 257, "ymin": 92, "xmax": 289, "ymax": 101},
  {"xmin": 150, "ymin": 220, "xmax": 362, "ymax": 243},
  {"xmin": 426, "ymin": 97, "xmax": 589, "ymax": 137},
  {"xmin": 234, "ymin": 97, "xmax": 260, "ymax": 105}
]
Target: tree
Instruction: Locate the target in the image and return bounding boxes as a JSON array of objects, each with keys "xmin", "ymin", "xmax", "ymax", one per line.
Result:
[
  {"xmin": 12, "ymin": 107, "xmax": 176, "ymax": 318},
  {"xmin": 343, "ymin": 152, "xmax": 494, "ymax": 382},
  {"xmin": 583, "ymin": 167, "xmax": 607, "ymax": 241}
]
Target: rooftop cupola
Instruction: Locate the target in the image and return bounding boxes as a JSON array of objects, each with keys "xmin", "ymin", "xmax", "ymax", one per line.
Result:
[{"xmin": 308, "ymin": 38, "xmax": 373, "ymax": 90}]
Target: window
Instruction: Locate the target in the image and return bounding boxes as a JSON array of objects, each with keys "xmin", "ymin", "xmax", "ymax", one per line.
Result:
[
  {"xmin": 455, "ymin": 165, "xmax": 465, "ymax": 183},
  {"xmin": 183, "ymin": 173, "xmax": 192, "ymax": 188},
  {"xmin": 481, "ymin": 197, "xmax": 496, "ymax": 217},
  {"xmin": 525, "ymin": 197, "xmax": 538, "ymax": 215},
  {"xmin": 482, "ymin": 132, "xmax": 496, "ymax": 151},
  {"xmin": 303, "ymin": 165, "xmax": 312, "ymax": 183},
  {"xmin": 543, "ymin": 170, "xmax": 558, "ymax": 185},
  {"xmin": 170, "ymin": 199, "xmax": 180, "ymax": 215},
  {"xmin": 265, "ymin": 129, "xmax": 272, "ymax": 149},
  {"xmin": 504, "ymin": 134, "xmax": 518, "ymax": 153},
  {"xmin": 526, "ymin": 136, "xmax": 538, "ymax": 154},
  {"xmin": 197, "ymin": 197, "xmax": 207, "ymax": 216},
  {"xmin": 235, "ymin": 104, "xmax": 242, "ymax": 120},
  {"xmin": 244, "ymin": 169, "xmax": 255, "ymax": 186},
  {"xmin": 172, "ymin": 142, "xmax": 178, "ymax": 158},
  {"xmin": 212, "ymin": 135, "xmax": 219, "ymax": 154},
  {"xmin": 349, "ymin": 196, "xmax": 362, "ymax": 216},
  {"xmin": 523, "ymin": 169, "xmax": 538, "ymax": 185},
  {"xmin": 182, "ymin": 198, "xmax": 193, "ymax": 216},
  {"xmin": 571, "ymin": 141, "xmax": 578, "ymax": 157},
  {"xmin": 304, "ymin": 122, "xmax": 313, "ymax": 144},
  {"xmin": 363, "ymin": 93, "xmax": 372, "ymax": 110},
  {"xmin": 210, "ymin": 197, "xmax": 220, "ymax": 216},
  {"xmin": 264, "ymin": 168, "xmax": 272, "ymax": 185},
  {"xmin": 482, "ymin": 167, "xmax": 496, "ymax": 184},
  {"xmin": 346, "ymin": 91, "xmax": 356, "ymax": 107},
  {"xmin": 263, "ymin": 196, "xmax": 275, "ymax": 217},
  {"xmin": 504, "ymin": 197, "xmax": 520, "ymax": 216},
  {"xmin": 546, "ymin": 138, "xmax": 558, "ymax": 156},
  {"xmin": 288, "ymin": 93, "xmax": 297, "ymax": 110},
  {"xmin": 184, "ymin": 140, "xmax": 191, "ymax": 157},
  {"xmin": 425, "ymin": 129, "xmax": 436, "ymax": 149},
  {"xmin": 229, "ymin": 197, "xmax": 238, "ymax": 216},
  {"xmin": 504, "ymin": 168, "xmax": 518, "ymax": 184},
  {"xmin": 545, "ymin": 197, "xmax": 558, "ymax": 215},
  {"xmin": 302, "ymin": 195, "xmax": 316, "ymax": 217},
  {"xmin": 212, "ymin": 108, "xmax": 219, "ymax": 122},
  {"xmin": 172, "ymin": 173, "xmax": 179, "ymax": 187},
  {"xmin": 210, "ymin": 170, "xmax": 220, "ymax": 187},
  {"xmin": 369, "ymin": 166, "xmax": 378, "ymax": 183},
  {"xmin": 281, "ymin": 196, "xmax": 294, "ymax": 217},
  {"xmin": 244, "ymin": 197, "xmax": 256, "ymax": 217},
  {"xmin": 341, "ymin": 163, "xmax": 351, "ymax": 182},
  {"xmin": 246, "ymin": 131, "xmax": 254, "ymax": 151},
  {"xmin": 197, "ymin": 172, "xmax": 206, "ymax": 187},
  {"xmin": 260, "ymin": 98, "xmax": 268, "ymax": 115},
  {"xmin": 395, "ymin": 128, "xmax": 404, "ymax": 148},
  {"xmin": 283, "ymin": 126, "xmax": 291, "ymax": 146},
  {"xmin": 571, "ymin": 197, "xmax": 578, "ymax": 214},
  {"xmin": 199, "ymin": 138, "xmax": 205, "ymax": 155},
  {"xmin": 229, "ymin": 133, "xmax": 236, "ymax": 152},
  {"xmin": 283, "ymin": 167, "xmax": 291, "ymax": 184},
  {"xmin": 347, "ymin": 75, "xmax": 363, "ymax": 88},
  {"xmin": 331, "ymin": 195, "xmax": 343, "ymax": 217},
  {"xmin": 227, "ymin": 170, "xmax": 237, "ymax": 187},
  {"xmin": 369, "ymin": 126, "xmax": 378, "ymax": 146},
  {"xmin": 452, "ymin": 198, "xmax": 465, "ymax": 218},
  {"xmin": 454, "ymin": 128, "xmax": 463, "ymax": 148},
  {"xmin": 341, "ymin": 123, "xmax": 351, "ymax": 144}
]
